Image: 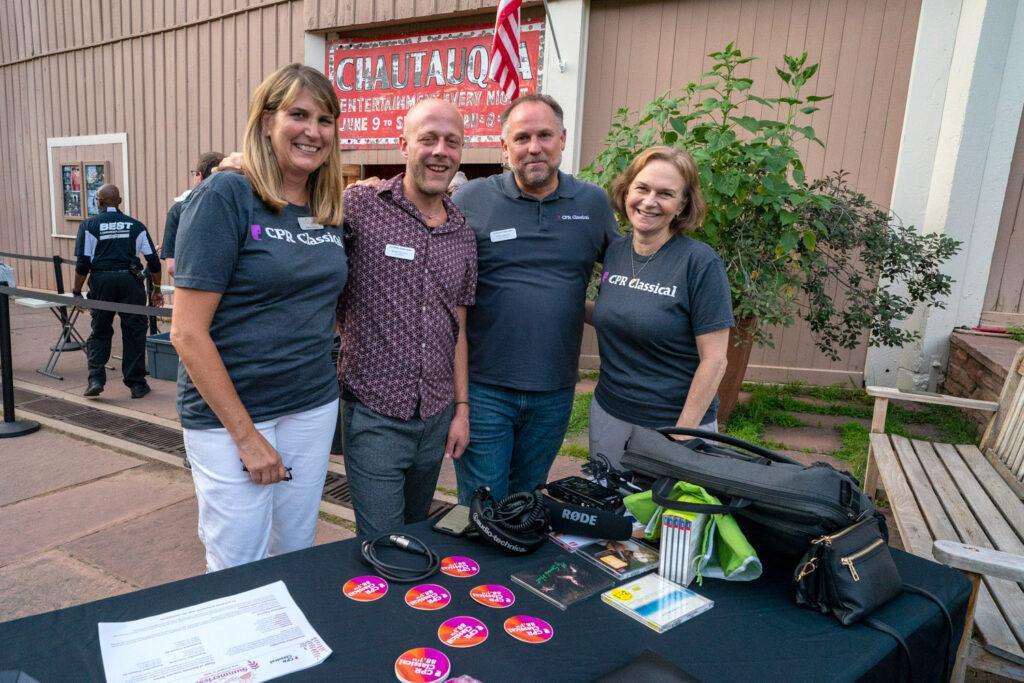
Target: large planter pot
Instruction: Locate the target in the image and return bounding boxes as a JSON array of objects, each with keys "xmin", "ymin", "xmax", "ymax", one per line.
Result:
[{"xmin": 716, "ymin": 317, "xmax": 757, "ymax": 426}]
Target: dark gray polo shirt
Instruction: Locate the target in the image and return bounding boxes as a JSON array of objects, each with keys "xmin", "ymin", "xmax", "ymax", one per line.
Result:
[{"xmin": 454, "ymin": 171, "xmax": 619, "ymax": 391}]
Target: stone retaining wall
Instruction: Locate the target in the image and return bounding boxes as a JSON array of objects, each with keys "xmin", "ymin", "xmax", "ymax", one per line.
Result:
[{"xmin": 941, "ymin": 332, "xmax": 1022, "ymax": 431}]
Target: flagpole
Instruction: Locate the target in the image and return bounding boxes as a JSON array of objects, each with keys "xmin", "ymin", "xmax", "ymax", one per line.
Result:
[{"xmin": 542, "ymin": 0, "xmax": 567, "ymax": 73}]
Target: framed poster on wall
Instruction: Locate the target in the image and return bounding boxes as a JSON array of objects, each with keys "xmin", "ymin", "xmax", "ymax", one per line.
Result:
[
  {"xmin": 62, "ymin": 163, "xmax": 83, "ymax": 219},
  {"xmin": 84, "ymin": 162, "xmax": 107, "ymax": 217}
]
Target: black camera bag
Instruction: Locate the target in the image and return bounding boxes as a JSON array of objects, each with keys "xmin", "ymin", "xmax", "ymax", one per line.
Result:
[{"xmin": 620, "ymin": 426, "xmax": 885, "ymax": 555}]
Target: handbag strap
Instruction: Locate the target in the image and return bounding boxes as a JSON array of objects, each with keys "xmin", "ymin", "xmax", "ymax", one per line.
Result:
[
  {"xmin": 864, "ymin": 616, "xmax": 912, "ymax": 682},
  {"xmin": 861, "ymin": 582, "xmax": 954, "ymax": 683},
  {"xmin": 650, "ymin": 477, "xmax": 752, "ymax": 515},
  {"xmin": 903, "ymin": 582, "xmax": 954, "ymax": 683}
]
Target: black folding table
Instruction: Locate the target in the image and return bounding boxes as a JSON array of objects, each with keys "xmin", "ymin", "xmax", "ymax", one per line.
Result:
[{"xmin": 0, "ymin": 521, "xmax": 969, "ymax": 681}]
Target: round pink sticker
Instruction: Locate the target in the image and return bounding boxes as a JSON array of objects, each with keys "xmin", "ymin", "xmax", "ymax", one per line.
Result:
[
  {"xmin": 469, "ymin": 584, "xmax": 515, "ymax": 608},
  {"xmin": 343, "ymin": 575, "xmax": 388, "ymax": 602},
  {"xmin": 503, "ymin": 615, "xmax": 554, "ymax": 644},
  {"xmin": 437, "ymin": 616, "xmax": 489, "ymax": 648},
  {"xmin": 440, "ymin": 556, "xmax": 480, "ymax": 578},
  {"xmin": 404, "ymin": 584, "xmax": 452, "ymax": 611},
  {"xmin": 394, "ymin": 647, "xmax": 451, "ymax": 683}
]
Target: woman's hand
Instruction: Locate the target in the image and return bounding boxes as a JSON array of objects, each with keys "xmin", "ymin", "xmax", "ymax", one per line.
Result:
[
  {"xmin": 236, "ymin": 429, "xmax": 288, "ymax": 484},
  {"xmin": 215, "ymin": 152, "xmax": 243, "ymax": 172}
]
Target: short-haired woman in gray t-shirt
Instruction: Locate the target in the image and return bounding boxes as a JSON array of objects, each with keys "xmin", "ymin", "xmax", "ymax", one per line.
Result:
[
  {"xmin": 171, "ymin": 64, "xmax": 348, "ymax": 572},
  {"xmin": 586, "ymin": 146, "xmax": 735, "ymax": 470}
]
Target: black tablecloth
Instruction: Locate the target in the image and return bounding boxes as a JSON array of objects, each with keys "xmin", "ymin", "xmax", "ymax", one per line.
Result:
[{"xmin": 0, "ymin": 521, "xmax": 969, "ymax": 681}]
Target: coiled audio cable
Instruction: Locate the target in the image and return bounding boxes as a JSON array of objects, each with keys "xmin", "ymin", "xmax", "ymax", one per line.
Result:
[{"xmin": 359, "ymin": 533, "xmax": 440, "ymax": 583}]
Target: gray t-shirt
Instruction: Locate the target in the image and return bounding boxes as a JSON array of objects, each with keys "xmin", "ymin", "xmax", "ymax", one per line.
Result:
[
  {"xmin": 593, "ymin": 235, "xmax": 734, "ymax": 427},
  {"xmin": 173, "ymin": 172, "xmax": 348, "ymax": 429},
  {"xmin": 453, "ymin": 171, "xmax": 619, "ymax": 391}
]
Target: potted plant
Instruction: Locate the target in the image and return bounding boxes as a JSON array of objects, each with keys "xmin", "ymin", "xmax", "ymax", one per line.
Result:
[{"xmin": 580, "ymin": 44, "xmax": 960, "ymax": 423}]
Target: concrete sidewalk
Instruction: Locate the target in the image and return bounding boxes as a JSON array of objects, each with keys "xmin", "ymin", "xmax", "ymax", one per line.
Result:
[{"xmin": 0, "ymin": 304, "xmax": 355, "ymax": 623}]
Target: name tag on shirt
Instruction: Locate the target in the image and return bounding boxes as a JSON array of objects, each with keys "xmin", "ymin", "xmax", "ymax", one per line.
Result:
[
  {"xmin": 490, "ymin": 228, "xmax": 517, "ymax": 242},
  {"xmin": 297, "ymin": 217, "xmax": 323, "ymax": 230},
  {"xmin": 385, "ymin": 244, "xmax": 416, "ymax": 260}
]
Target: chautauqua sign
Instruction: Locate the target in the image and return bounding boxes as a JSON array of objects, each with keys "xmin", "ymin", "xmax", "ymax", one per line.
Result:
[{"xmin": 326, "ymin": 20, "xmax": 544, "ymax": 148}]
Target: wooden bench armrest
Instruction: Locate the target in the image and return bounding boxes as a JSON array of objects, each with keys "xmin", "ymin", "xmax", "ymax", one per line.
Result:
[
  {"xmin": 933, "ymin": 540, "xmax": 1024, "ymax": 583},
  {"xmin": 865, "ymin": 386, "xmax": 999, "ymax": 412}
]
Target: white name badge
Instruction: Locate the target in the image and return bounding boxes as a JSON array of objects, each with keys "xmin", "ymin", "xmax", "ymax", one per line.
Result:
[
  {"xmin": 490, "ymin": 228, "xmax": 517, "ymax": 242},
  {"xmin": 297, "ymin": 217, "xmax": 323, "ymax": 230},
  {"xmin": 385, "ymin": 244, "xmax": 416, "ymax": 260}
]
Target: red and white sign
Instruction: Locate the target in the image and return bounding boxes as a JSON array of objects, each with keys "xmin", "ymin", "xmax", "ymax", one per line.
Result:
[{"xmin": 326, "ymin": 20, "xmax": 544, "ymax": 148}]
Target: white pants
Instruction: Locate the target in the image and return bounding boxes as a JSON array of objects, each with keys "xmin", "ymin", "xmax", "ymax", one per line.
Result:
[{"xmin": 183, "ymin": 399, "xmax": 338, "ymax": 572}]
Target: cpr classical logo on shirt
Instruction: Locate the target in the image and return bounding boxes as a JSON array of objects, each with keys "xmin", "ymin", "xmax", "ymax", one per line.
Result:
[
  {"xmin": 250, "ymin": 223, "xmax": 344, "ymax": 248},
  {"xmin": 601, "ymin": 270, "xmax": 678, "ymax": 298},
  {"xmin": 558, "ymin": 214, "xmax": 590, "ymax": 221}
]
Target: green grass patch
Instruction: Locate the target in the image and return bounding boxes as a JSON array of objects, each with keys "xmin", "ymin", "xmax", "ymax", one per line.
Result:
[
  {"xmin": 558, "ymin": 443, "xmax": 590, "ymax": 460},
  {"xmin": 565, "ymin": 392, "xmax": 592, "ymax": 436},
  {"xmin": 884, "ymin": 403, "xmax": 978, "ymax": 444},
  {"xmin": 740, "ymin": 381, "xmax": 869, "ymax": 404},
  {"xmin": 578, "ymin": 370, "xmax": 601, "ymax": 382},
  {"xmin": 831, "ymin": 422, "xmax": 870, "ymax": 483}
]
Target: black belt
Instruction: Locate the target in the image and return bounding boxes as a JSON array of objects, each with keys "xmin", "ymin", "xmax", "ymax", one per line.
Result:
[{"xmin": 91, "ymin": 269, "xmax": 132, "ymax": 273}]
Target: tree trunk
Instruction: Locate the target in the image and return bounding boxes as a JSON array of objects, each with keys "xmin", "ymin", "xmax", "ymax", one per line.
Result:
[{"xmin": 716, "ymin": 317, "xmax": 757, "ymax": 427}]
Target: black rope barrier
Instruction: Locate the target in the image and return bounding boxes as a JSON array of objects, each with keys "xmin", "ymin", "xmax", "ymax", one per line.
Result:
[
  {"xmin": 0, "ymin": 284, "xmax": 173, "ymax": 438},
  {"xmin": 0, "ymin": 251, "xmax": 55, "ymax": 263},
  {"xmin": 0, "ymin": 285, "xmax": 172, "ymax": 317}
]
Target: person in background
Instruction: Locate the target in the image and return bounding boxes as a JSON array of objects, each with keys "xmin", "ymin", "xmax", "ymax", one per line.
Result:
[
  {"xmin": 587, "ymin": 146, "xmax": 733, "ymax": 469},
  {"xmin": 451, "ymin": 94, "xmax": 619, "ymax": 505},
  {"xmin": 338, "ymin": 98, "xmax": 477, "ymax": 538},
  {"xmin": 72, "ymin": 184, "xmax": 163, "ymax": 399},
  {"xmin": 171, "ymin": 63, "xmax": 347, "ymax": 572},
  {"xmin": 161, "ymin": 151, "xmax": 224, "ymax": 277}
]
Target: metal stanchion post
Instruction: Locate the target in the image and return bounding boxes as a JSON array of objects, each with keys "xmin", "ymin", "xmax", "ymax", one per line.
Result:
[
  {"xmin": 51, "ymin": 255, "xmax": 83, "ymax": 351},
  {"xmin": 0, "ymin": 285, "xmax": 41, "ymax": 438}
]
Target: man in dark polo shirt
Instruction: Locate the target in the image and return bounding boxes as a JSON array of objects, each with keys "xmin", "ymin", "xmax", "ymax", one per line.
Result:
[
  {"xmin": 73, "ymin": 184, "xmax": 163, "ymax": 399},
  {"xmin": 452, "ymin": 94, "xmax": 619, "ymax": 504},
  {"xmin": 338, "ymin": 99, "xmax": 478, "ymax": 538},
  {"xmin": 161, "ymin": 151, "xmax": 224, "ymax": 277}
]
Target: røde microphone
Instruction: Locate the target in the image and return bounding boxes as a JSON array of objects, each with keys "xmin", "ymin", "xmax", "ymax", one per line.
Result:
[{"xmin": 542, "ymin": 496, "xmax": 633, "ymax": 540}]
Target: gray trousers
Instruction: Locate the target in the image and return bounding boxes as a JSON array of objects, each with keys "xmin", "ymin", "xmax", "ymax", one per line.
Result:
[
  {"xmin": 588, "ymin": 396, "xmax": 718, "ymax": 471},
  {"xmin": 341, "ymin": 398, "xmax": 453, "ymax": 538}
]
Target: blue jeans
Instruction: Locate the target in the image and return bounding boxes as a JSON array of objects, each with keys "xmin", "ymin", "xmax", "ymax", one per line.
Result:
[{"xmin": 454, "ymin": 382, "xmax": 576, "ymax": 504}]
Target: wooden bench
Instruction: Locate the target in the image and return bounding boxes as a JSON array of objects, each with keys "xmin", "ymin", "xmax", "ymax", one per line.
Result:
[{"xmin": 864, "ymin": 347, "xmax": 1024, "ymax": 681}]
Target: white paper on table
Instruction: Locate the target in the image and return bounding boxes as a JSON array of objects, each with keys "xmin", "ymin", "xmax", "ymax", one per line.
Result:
[{"xmin": 98, "ymin": 580, "xmax": 331, "ymax": 683}]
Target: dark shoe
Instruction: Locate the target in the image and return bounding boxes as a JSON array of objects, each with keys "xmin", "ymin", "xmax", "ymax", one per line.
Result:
[
  {"xmin": 83, "ymin": 382, "xmax": 104, "ymax": 398},
  {"xmin": 130, "ymin": 383, "xmax": 151, "ymax": 399}
]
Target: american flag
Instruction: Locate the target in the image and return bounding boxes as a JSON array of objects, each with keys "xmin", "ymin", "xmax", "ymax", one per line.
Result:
[{"xmin": 488, "ymin": 0, "xmax": 523, "ymax": 100}]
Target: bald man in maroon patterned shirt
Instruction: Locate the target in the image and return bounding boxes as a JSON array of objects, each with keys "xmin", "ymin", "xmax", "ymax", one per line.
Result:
[{"xmin": 337, "ymin": 99, "xmax": 477, "ymax": 538}]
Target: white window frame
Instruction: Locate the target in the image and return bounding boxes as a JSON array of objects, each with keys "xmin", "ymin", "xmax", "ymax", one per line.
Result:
[{"xmin": 47, "ymin": 133, "xmax": 130, "ymax": 239}]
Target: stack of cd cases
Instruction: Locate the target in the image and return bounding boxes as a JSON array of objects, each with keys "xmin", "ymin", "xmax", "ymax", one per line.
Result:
[
  {"xmin": 658, "ymin": 510, "xmax": 707, "ymax": 587},
  {"xmin": 601, "ymin": 574, "xmax": 714, "ymax": 633}
]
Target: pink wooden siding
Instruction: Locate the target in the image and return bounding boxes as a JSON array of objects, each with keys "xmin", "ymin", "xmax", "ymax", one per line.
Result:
[
  {"xmin": 580, "ymin": 0, "xmax": 922, "ymax": 385},
  {"xmin": 0, "ymin": 0, "xmax": 305, "ymax": 289}
]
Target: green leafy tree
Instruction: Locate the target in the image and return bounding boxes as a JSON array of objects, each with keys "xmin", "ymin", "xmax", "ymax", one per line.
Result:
[{"xmin": 580, "ymin": 44, "xmax": 960, "ymax": 361}]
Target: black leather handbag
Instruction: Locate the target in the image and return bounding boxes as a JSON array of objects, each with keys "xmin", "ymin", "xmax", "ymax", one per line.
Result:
[
  {"xmin": 793, "ymin": 514, "xmax": 901, "ymax": 625},
  {"xmin": 794, "ymin": 515, "xmax": 956, "ymax": 681}
]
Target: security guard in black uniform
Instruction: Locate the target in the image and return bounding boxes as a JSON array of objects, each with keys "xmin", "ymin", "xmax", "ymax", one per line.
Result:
[{"xmin": 72, "ymin": 184, "xmax": 163, "ymax": 399}]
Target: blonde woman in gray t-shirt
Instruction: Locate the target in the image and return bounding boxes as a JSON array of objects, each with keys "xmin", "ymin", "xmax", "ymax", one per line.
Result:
[{"xmin": 586, "ymin": 146, "xmax": 735, "ymax": 470}]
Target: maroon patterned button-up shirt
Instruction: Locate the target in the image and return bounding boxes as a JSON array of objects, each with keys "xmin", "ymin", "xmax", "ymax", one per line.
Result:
[{"xmin": 337, "ymin": 174, "xmax": 478, "ymax": 420}]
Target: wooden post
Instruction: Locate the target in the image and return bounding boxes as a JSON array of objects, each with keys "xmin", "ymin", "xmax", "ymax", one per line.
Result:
[
  {"xmin": 951, "ymin": 572, "xmax": 981, "ymax": 682},
  {"xmin": 862, "ymin": 397, "xmax": 888, "ymax": 498}
]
